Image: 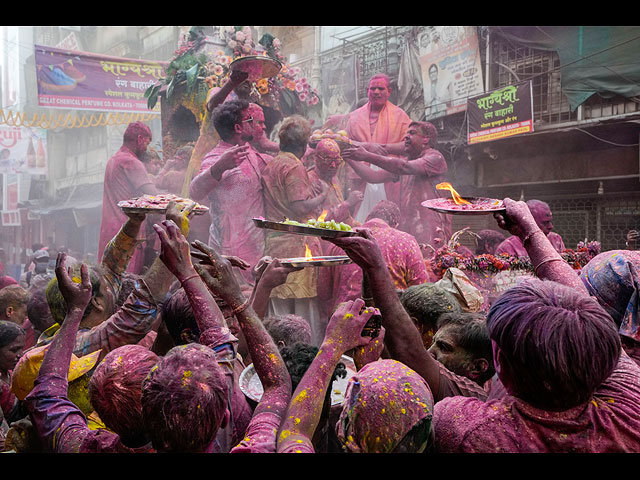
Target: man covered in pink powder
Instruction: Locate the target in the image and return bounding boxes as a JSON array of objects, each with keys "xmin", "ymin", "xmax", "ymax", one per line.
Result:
[
  {"xmin": 98, "ymin": 122, "xmax": 158, "ymax": 274},
  {"xmin": 495, "ymin": 198, "xmax": 565, "ymax": 257},
  {"xmin": 318, "ymin": 200, "xmax": 431, "ymax": 323},
  {"xmin": 342, "ymin": 121, "xmax": 451, "ymax": 249},
  {"xmin": 344, "ymin": 73, "xmax": 412, "ymax": 219},
  {"xmin": 189, "ymin": 99, "xmax": 272, "ymax": 286}
]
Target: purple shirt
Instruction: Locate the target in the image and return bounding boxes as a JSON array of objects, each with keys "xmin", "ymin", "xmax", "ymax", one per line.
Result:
[
  {"xmin": 496, "ymin": 232, "xmax": 565, "ymax": 257},
  {"xmin": 432, "ymin": 352, "xmax": 640, "ymax": 453}
]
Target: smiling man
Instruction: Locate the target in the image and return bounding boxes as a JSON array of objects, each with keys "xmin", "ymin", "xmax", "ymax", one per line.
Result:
[{"xmin": 344, "ymin": 74, "xmax": 412, "ymax": 219}]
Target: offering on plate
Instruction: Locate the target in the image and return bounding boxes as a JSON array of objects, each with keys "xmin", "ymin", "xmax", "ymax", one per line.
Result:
[
  {"xmin": 229, "ymin": 55, "xmax": 282, "ymax": 82},
  {"xmin": 252, "ymin": 210, "xmax": 356, "ymax": 238},
  {"xmin": 422, "ymin": 182, "xmax": 505, "ymax": 215},
  {"xmin": 118, "ymin": 193, "xmax": 209, "ymax": 215},
  {"xmin": 309, "ymin": 129, "xmax": 353, "ymax": 147}
]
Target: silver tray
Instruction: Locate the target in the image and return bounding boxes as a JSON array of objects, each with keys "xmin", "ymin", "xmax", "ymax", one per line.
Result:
[
  {"xmin": 252, "ymin": 218, "xmax": 356, "ymax": 238},
  {"xmin": 422, "ymin": 197, "xmax": 505, "ymax": 215},
  {"xmin": 239, "ymin": 355, "xmax": 356, "ymax": 406},
  {"xmin": 229, "ymin": 55, "xmax": 282, "ymax": 82},
  {"xmin": 279, "ymin": 255, "xmax": 352, "ymax": 268},
  {"xmin": 119, "ymin": 205, "xmax": 209, "ymax": 216}
]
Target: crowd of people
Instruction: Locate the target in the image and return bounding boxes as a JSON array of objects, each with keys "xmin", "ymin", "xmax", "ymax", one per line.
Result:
[{"xmin": 1, "ymin": 71, "xmax": 640, "ymax": 454}]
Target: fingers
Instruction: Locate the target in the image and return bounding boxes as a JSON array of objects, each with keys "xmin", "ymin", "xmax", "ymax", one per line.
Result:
[
  {"xmin": 55, "ymin": 252, "xmax": 67, "ymax": 273},
  {"xmin": 153, "ymin": 223, "xmax": 170, "ymax": 244},
  {"xmin": 80, "ymin": 263, "xmax": 91, "ymax": 289}
]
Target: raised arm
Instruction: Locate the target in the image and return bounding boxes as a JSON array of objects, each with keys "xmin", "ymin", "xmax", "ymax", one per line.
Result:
[
  {"xmin": 152, "ymin": 220, "xmax": 227, "ymax": 339},
  {"xmin": 326, "ymin": 229, "xmax": 444, "ymax": 399},
  {"xmin": 494, "ymin": 198, "xmax": 588, "ymax": 294},
  {"xmin": 249, "ymin": 256, "xmax": 302, "ymax": 319},
  {"xmin": 191, "ymin": 242, "xmax": 291, "ymax": 418},
  {"xmin": 277, "ymin": 299, "xmax": 375, "ymax": 453},
  {"xmin": 24, "ymin": 254, "xmax": 94, "ymax": 452}
]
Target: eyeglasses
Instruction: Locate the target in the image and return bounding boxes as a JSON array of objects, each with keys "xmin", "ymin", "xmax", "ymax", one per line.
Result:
[{"xmin": 241, "ymin": 116, "xmax": 254, "ymax": 123}]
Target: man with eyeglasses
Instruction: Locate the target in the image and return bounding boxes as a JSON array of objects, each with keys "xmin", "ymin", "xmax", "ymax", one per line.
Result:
[{"xmin": 189, "ymin": 99, "xmax": 272, "ymax": 286}]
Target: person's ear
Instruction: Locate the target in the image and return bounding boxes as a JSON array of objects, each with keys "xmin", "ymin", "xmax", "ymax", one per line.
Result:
[
  {"xmin": 5, "ymin": 306, "xmax": 14, "ymax": 318},
  {"xmin": 466, "ymin": 357, "xmax": 489, "ymax": 381},
  {"xmin": 220, "ymin": 408, "xmax": 230, "ymax": 429},
  {"xmin": 90, "ymin": 295, "xmax": 105, "ymax": 313}
]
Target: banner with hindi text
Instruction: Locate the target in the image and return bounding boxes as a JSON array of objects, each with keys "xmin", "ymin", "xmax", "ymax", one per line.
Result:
[
  {"xmin": 467, "ymin": 81, "xmax": 534, "ymax": 145},
  {"xmin": 34, "ymin": 44, "xmax": 167, "ymax": 113}
]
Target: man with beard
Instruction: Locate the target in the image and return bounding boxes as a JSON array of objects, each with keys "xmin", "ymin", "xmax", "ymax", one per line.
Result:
[
  {"xmin": 189, "ymin": 100, "xmax": 272, "ymax": 286},
  {"xmin": 98, "ymin": 122, "xmax": 158, "ymax": 274},
  {"xmin": 342, "ymin": 121, "xmax": 450, "ymax": 249}
]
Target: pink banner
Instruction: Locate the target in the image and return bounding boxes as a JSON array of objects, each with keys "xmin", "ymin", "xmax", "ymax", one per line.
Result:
[{"xmin": 35, "ymin": 44, "xmax": 167, "ymax": 113}]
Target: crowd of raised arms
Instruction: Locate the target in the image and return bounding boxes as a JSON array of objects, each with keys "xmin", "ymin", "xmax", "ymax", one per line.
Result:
[{"xmin": 0, "ymin": 71, "xmax": 639, "ymax": 454}]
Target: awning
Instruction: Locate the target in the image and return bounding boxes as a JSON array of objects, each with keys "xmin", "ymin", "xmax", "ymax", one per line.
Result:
[
  {"xmin": 34, "ymin": 182, "xmax": 103, "ymax": 215},
  {"xmin": 490, "ymin": 26, "xmax": 640, "ymax": 111}
]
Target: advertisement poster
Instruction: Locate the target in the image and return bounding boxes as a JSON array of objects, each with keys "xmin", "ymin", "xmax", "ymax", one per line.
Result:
[
  {"xmin": 418, "ymin": 26, "xmax": 484, "ymax": 120},
  {"xmin": 0, "ymin": 126, "xmax": 48, "ymax": 175},
  {"xmin": 1, "ymin": 173, "xmax": 20, "ymax": 226},
  {"xmin": 321, "ymin": 54, "xmax": 358, "ymax": 119},
  {"xmin": 467, "ymin": 81, "xmax": 534, "ymax": 144},
  {"xmin": 35, "ymin": 44, "xmax": 166, "ymax": 113}
]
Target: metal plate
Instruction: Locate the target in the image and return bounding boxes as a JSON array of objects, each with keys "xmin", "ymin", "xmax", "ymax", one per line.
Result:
[
  {"xmin": 118, "ymin": 195, "xmax": 209, "ymax": 216},
  {"xmin": 252, "ymin": 218, "xmax": 356, "ymax": 238},
  {"xmin": 239, "ymin": 355, "xmax": 357, "ymax": 406},
  {"xmin": 422, "ymin": 197, "xmax": 505, "ymax": 215},
  {"xmin": 279, "ymin": 255, "xmax": 352, "ymax": 268},
  {"xmin": 229, "ymin": 55, "xmax": 282, "ymax": 82}
]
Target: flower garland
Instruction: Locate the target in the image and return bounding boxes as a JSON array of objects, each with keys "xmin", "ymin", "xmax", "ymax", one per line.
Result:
[
  {"xmin": 429, "ymin": 240, "xmax": 601, "ymax": 279},
  {"xmin": 144, "ymin": 26, "xmax": 321, "ymax": 117}
]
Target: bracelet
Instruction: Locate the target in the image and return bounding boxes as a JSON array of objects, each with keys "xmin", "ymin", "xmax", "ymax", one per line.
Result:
[
  {"xmin": 522, "ymin": 229, "xmax": 544, "ymax": 247},
  {"xmin": 180, "ymin": 273, "xmax": 200, "ymax": 286},
  {"xmin": 534, "ymin": 257, "xmax": 563, "ymax": 275},
  {"xmin": 231, "ymin": 298, "xmax": 251, "ymax": 315}
]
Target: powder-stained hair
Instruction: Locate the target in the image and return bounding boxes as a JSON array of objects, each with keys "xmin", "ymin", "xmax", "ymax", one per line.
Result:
[
  {"xmin": 400, "ymin": 283, "xmax": 462, "ymax": 332},
  {"xmin": 0, "ymin": 285, "xmax": 28, "ymax": 315},
  {"xmin": 487, "ymin": 278, "xmax": 621, "ymax": 410},
  {"xmin": 436, "ymin": 312, "xmax": 495, "ymax": 384},
  {"xmin": 123, "ymin": 122, "xmax": 152, "ymax": 143},
  {"xmin": 45, "ymin": 266, "xmax": 102, "ymax": 324},
  {"xmin": 89, "ymin": 345, "xmax": 159, "ymax": 443},
  {"xmin": 212, "ymin": 99, "xmax": 250, "ymax": 141},
  {"xmin": 141, "ymin": 344, "xmax": 229, "ymax": 452},
  {"xmin": 0, "ymin": 320, "xmax": 24, "ymax": 349},
  {"xmin": 278, "ymin": 115, "xmax": 312, "ymax": 151},
  {"xmin": 366, "ymin": 200, "xmax": 401, "ymax": 228},
  {"xmin": 409, "ymin": 121, "xmax": 438, "ymax": 143},
  {"xmin": 26, "ymin": 286, "xmax": 54, "ymax": 333},
  {"xmin": 263, "ymin": 314, "xmax": 312, "ymax": 347}
]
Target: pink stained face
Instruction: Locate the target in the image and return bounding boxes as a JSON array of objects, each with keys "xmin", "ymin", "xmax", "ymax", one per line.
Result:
[
  {"xmin": 0, "ymin": 334, "xmax": 25, "ymax": 374},
  {"xmin": 367, "ymin": 78, "xmax": 391, "ymax": 108}
]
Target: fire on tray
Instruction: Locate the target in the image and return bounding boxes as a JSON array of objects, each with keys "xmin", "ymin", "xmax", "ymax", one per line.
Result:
[{"xmin": 436, "ymin": 182, "xmax": 471, "ymax": 205}]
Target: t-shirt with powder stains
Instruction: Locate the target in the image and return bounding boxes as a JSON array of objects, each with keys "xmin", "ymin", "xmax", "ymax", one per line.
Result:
[
  {"xmin": 230, "ymin": 411, "xmax": 282, "ymax": 453},
  {"xmin": 432, "ymin": 352, "xmax": 640, "ymax": 453}
]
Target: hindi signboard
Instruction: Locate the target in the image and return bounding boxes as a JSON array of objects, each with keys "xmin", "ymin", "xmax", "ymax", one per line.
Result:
[
  {"xmin": 467, "ymin": 81, "xmax": 534, "ymax": 144},
  {"xmin": 35, "ymin": 45, "xmax": 166, "ymax": 113},
  {"xmin": 418, "ymin": 26, "xmax": 484, "ymax": 120}
]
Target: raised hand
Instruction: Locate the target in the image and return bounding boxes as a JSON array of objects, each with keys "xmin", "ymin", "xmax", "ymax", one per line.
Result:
[
  {"xmin": 165, "ymin": 199, "xmax": 195, "ymax": 236},
  {"xmin": 55, "ymin": 253, "xmax": 92, "ymax": 312},
  {"xmin": 152, "ymin": 219, "xmax": 195, "ymax": 282},
  {"xmin": 325, "ymin": 227, "xmax": 386, "ymax": 271},
  {"xmin": 493, "ymin": 197, "xmax": 539, "ymax": 239},
  {"xmin": 190, "ymin": 240, "xmax": 242, "ymax": 301},
  {"xmin": 324, "ymin": 299, "xmax": 375, "ymax": 353}
]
